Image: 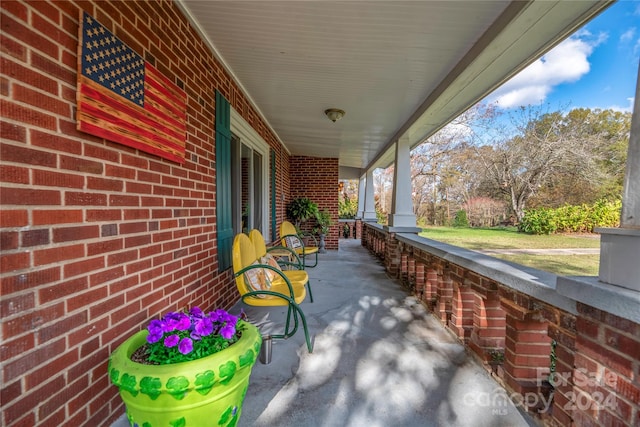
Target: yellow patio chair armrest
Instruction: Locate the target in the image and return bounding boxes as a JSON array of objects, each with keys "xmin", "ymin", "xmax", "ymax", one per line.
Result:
[
  {"xmin": 241, "ymin": 289, "xmax": 295, "ymax": 303},
  {"xmin": 266, "ymin": 245, "xmax": 304, "ymax": 268},
  {"xmin": 298, "ymin": 231, "xmax": 318, "ymax": 246},
  {"xmin": 282, "ymin": 233, "xmax": 307, "ymax": 248},
  {"xmin": 234, "ymin": 263, "xmax": 296, "ymax": 298}
]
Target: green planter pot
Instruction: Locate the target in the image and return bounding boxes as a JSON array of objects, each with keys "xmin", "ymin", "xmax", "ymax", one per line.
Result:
[{"xmin": 109, "ymin": 320, "xmax": 261, "ymax": 427}]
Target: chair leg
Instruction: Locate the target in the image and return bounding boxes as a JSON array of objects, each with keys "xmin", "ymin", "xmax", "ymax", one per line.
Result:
[
  {"xmin": 292, "ymin": 303, "xmax": 313, "ymax": 353},
  {"xmin": 275, "ymin": 303, "xmax": 312, "ymax": 353},
  {"xmin": 303, "ymin": 251, "xmax": 318, "ymax": 268},
  {"xmin": 284, "ymin": 303, "xmax": 292, "ymax": 334},
  {"xmin": 306, "ymin": 280, "xmax": 314, "ymax": 303}
]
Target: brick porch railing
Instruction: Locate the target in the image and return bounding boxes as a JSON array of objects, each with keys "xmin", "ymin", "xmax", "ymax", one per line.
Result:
[
  {"xmin": 362, "ymin": 222, "xmax": 639, "ymax": 427},
  {"xmin": 338, "ymin": 219, "xmax": 362, "ymax": 240}
]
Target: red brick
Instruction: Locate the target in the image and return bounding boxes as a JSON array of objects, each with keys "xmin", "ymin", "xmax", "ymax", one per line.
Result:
[
  {"xmin": 86, "ymin": 209, "xmax": 123, "ymax": 222},
  {"xmin": 21, "ymin": 229, "xmax": 50, "ymax": 247},
  {"xmin": 87, "ymin": 238, "xmax": 124, "ymax": 256},
  {"xmin": 0, "ymin": 210, "xmax": 28, "ymax": 227},
  {"xmin": 63, "ymin": 257, "xmax": 106, "ymax": 279},
  {"xmin": 0, "ymin": 164, "xmax": 29, "ymax": 184},
  {"xmin": 68, "ymin": 318, "xmax": 109, "ymax": 348},
  {"xmin": 32, "ymin": 209, "xmax": 83, "ymax": 225},
  {"xmin": 60, "ymin": 155, "xmax": 104, "ymax": 174},
  {"xmin": 577, "ymin": 335, "xmax": 634, "ymax": 378},
  {"xmin": 2, "ymin": 338, "xmax": 65, "ymax": 382},
  {"xmin": 0, "ymin": 99, "xmax": 57, "ymax": 130},
  {"xmin": 32, "ymin": 169, "xmax": 84, "ymax": 189},
  {"xmin": 64, "ymin": 192, "xmax": 108, "ymax": 206},
  {"xmin": 39, "ymin": 277, "xmax": 88, "ymax": 304},
  {"xmin": 1, "ymin": 56, "xmax": 57, "ymax": 95},
  {"xmin": 53, "ymin": 225, "xmax": 100, "ymax": 243},
  {"xmin": 0, "ymin": 334, "xmax": 35, "ymax": 363},
  {"xmin": 1, "ymin": 187, "xmax": 61, "ymax": 206},
  {"xmin": 33, "ymin": 245, "xmax": 84, "ymax": 266},
  {"xmin": 1, "ymin": 251, "xmax": 30, "ymax": 272},
  {"xmin": 13, "ymin": 84, "xmax": 71, "ymax": 116},
  {"xmin": 0, "ymin": 291, "xmax": 35, "ymax": 317},
  {"xmin": 37, "ymin": 311, "xmax": 87, "ymax": 344},
  {"xmin": 1, "ymin": 142, "xmax": 57, "ymax": 167},
  {"xmin": 0, "ymin": 379, "xmax": 23, "ymax": 407},
  {"xmin": 0, "ymin": 267, "xmax": 60, "ymax": 294},
  {"xmin": 1, "ymin": 231, "xmax": 19, "ymax": 250},
  {"xmin": 577, "ymin": 316, "xmax": 601, "ymax": 340},
  {"xmin": 604, "ymin": 327, "xmax": 640, "ymax": 358}
]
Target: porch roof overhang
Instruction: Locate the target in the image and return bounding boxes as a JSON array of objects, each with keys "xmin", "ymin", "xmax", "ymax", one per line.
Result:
[{"xmin": 177, "ymin": 0, "xmax": 612, "ymax": 176}]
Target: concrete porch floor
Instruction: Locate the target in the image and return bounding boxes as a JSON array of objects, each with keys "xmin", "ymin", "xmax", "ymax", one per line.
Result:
[{"xmin": 112, "ymin": 239, "xmax": 537, "ymax": 427}]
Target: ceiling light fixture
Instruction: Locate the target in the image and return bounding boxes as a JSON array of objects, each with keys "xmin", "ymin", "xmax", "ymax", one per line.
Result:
[{"xmin": 324, "ymin": 108, "xmax": 345, "ymax": 122}]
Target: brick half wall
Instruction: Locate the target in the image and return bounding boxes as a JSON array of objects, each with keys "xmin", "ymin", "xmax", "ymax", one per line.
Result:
[{"xmin": 288, "ymin": 156, "xmax": 339, "ymax": 250}]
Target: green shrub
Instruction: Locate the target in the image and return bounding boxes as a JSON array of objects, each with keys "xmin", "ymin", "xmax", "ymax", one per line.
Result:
[
  {"xmin": 338, "ymin": 197, "xmax": 358, "ymax": 219},
  {"xmin": 453, "ymin": 210, "xmax": 469, "ymax": 228},
  {"xmin": 519, "ymin": 199, "xmax": 621, "ymax": 235}
]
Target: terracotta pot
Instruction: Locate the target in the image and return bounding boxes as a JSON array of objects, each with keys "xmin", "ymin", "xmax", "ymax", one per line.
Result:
[{"xmin": 109, "ymin": 320, "xmax": 261, "ymax": 427}]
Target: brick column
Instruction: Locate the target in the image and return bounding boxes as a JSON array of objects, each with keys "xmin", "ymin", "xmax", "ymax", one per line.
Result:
[
  {"xmin": 571, "ymin": 304, "xmax": 640, "ymax": 427},
  {"xmin": 385, "ymin": 232, "xmax": 400, "ymax": 277},
  {"xmin": 546, "ymin": 315, "xmax": 576, "ymax": 427},
  {"xmin": 437, "ymin": 265, "xmax": 453, "ymax": 324},
  {"xmin": 469, "ymin": 289, "xmax": 505, "ymax": 362},
  {"xmin": 500, "ymin": 296, "xmax": 552, "ymax": 400},
  {"xmin": 408, "ymin": 254, "xmax": 416, "ymax": 291},
  {"xmin": 450, "ymin": 273, "xmax": 474, "ymax": 343},
  {"xmin": 414, "ymin": 261, "xmax": 425, "ymax": 300},
  {"xmin": 424, "ymin": 263, "xmax": 438, "ymax": 310}
]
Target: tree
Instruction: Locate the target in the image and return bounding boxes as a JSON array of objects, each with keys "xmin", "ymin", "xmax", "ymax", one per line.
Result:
[{"xmin": 473, "ymin": 105, "xmax": 629, "ymax": 222}]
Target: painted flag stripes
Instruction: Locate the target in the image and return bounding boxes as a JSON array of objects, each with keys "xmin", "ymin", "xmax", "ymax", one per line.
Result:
[{"xmin": 76, "ymin": 12, "xmax": 186, "ymax": 163}]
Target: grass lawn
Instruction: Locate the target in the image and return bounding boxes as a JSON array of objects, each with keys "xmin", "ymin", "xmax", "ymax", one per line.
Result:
[
  {"xmin": 493, "ymin": 254, "xmax": 599, "ymax": 276},
  {"xmin": 419, "ymin": 226, "xmax": 600, "ymax": 276}
]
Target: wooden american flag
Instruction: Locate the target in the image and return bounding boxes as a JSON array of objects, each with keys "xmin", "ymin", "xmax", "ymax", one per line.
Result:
[{"xmin": 76, "ymin": 12, "xmax": 186, "ymax": 163}]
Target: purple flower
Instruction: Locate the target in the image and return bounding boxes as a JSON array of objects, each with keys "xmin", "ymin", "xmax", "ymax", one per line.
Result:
[
  {"xmin": 148, "ymin": 319, "xmax": 164, "ymax": 335},
  {"xmin": 220, "ymin": 323, "xmax": 236, "ymax": 340},
  {"xmin": 163, "ymin": 312, "xmax": 180, "ymax": 332},
  {"xmin": 164, "ymin": 334, "xmax": 179, "ymax": 348},
  {"xmin": 225, "ymin": 314, "xmax": 239, "ymax": 327},
  {"xmin": 194, "ymin": 316, "xmax": 214, "ymax": 337},
  {"xmin": 209, "ymin": 309, "xmax": 226, "ymax": 323},
  {"xmin": 189, "ymin": 307, "xmax": 204, "ymax": 318},
  {"xmin": 175, "ymin": 313, "xmax": 191, "ymax": 331},
  {"xmin": 178, "ymin": 337, "xmax": 193, "ymax": 354},
  {"xmin": 147, "ymin": 332, "xmax": 163, "ymax": 344}
]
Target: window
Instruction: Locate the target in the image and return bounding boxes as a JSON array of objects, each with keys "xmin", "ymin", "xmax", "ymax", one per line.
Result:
[
  {"xmin": 215, "ymin": 94, "xmax": 270, "ymax": 271},
  {"xmin": 230, "ymin": 108, "xmax": 269, "ymax": 239}
]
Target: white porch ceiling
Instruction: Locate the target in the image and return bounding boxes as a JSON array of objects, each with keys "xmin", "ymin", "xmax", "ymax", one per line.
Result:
[{"xmin": 177, "ymin": 1, "xmax": 611, "ymax": 175}]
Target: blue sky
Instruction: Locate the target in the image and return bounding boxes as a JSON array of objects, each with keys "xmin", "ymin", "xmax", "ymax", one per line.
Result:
[{"xmin": 486, "ymin": 0, "xmax": 640, "ymax": 113}]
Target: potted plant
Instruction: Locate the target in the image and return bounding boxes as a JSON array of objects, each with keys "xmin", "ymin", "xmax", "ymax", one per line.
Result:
[
  {"xmin": 286, "ymin": 197, "xmax": 319, "ymax": 228},
  {"xmin": 109, "ymin": 307, "xmax": 261, "ymax": 427},
  {"xmin": 313, "ymin": 210, "xmax": 333, "ymax": 253}
]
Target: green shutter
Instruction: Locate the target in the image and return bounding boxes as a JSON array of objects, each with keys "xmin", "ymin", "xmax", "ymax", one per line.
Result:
[
  {"xmin": 270, "ymin": 149, "xmax": 277, "ymax": 242},
  {"xmin": 215, "ymin": 91, "xmax": 233, "ymax": 271}
]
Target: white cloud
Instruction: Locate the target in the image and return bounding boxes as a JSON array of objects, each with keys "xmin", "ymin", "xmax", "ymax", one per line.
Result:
[
  {"xmin": 487, "ymin": 31, "xmax": 608, "ymax": 109},
  {"xmin": 608, "ymin": 97, "xmax": 635, "ymax": 113},
  {"xmin": 620, "ymin": 27, "xmax": 636, "ymax": 43}
]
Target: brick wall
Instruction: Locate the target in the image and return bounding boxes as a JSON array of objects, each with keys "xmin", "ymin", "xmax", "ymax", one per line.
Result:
[
  {"xmin": 362, "ymin": 224, "xmax": 640, "ymax": 427},
  {"xmin": 0, "ymin": 1, "xmax": 291, "ymax": 426},
  {"xmin": 288, "ymin": 156, "xmax": 339, "ymax": 250}
]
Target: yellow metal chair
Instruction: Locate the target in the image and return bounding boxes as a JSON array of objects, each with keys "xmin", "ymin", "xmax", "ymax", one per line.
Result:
[
  {"xmin": 232, "ymin": 233, "xmax": 313, "ymax": 352},
  {"xmin": 280, "ymin": 220, "xmax": 319, "ymax": 268},
  {"xmin": 248, "ymin": 229, "xmax": 314, "ymax": 303}
]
